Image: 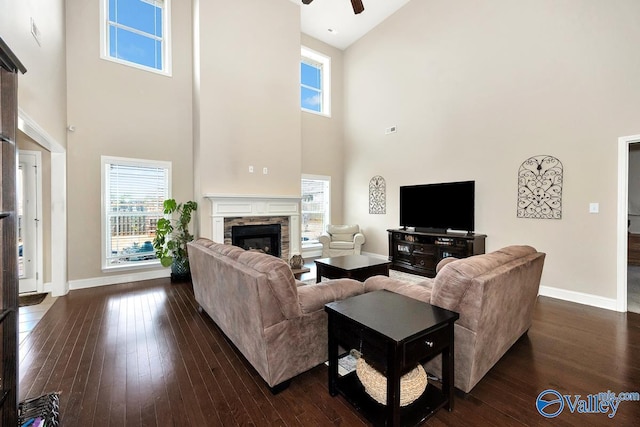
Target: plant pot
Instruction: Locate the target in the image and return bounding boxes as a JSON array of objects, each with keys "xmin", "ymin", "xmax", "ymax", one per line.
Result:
[{"xmin": 171, "ymin": 258, "xmax": 191, "ymax": 283}]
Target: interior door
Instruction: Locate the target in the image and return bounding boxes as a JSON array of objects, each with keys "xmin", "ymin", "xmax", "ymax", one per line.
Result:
[{"xmin": 18, "ymin": 151, "xmax": 38, "ymax": 293}]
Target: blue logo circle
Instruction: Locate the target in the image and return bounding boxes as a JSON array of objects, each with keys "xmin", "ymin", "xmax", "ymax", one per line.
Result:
[{"xmin": 536, "ymin": 389, "xmax": 564, "ymax": 418}]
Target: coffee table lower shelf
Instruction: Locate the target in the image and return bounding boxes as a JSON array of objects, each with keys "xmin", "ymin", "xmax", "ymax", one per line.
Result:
[{"xmin": 335, "ymin": 372, "xmax": 447, "ymax": 426}]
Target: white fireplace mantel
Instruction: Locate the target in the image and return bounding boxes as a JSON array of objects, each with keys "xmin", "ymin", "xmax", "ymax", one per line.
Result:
[{"xmin": 204, "ymin": 194, "xmax": 301, "ymax": 256}]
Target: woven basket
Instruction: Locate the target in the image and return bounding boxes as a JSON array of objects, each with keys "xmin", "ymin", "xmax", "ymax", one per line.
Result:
[{"xmin": 355, "ymin": 358, "xmax": 427, "ymax": 406}]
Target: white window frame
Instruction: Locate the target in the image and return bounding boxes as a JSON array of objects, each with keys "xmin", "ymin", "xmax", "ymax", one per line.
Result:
[
  {"xmin": 99, "ymin": 0, "xmax": 173, "ymax": 76},
  {"xmin": 301, "ymin": 174, "xmax": 331, "ymax": 248},
  {"xmin": 301, "ymin": 46, "xmax": 331, "ymax": 117},
  {"xmin": 101, "ymin": 156, "xmax": 172, "ymax": 271}
]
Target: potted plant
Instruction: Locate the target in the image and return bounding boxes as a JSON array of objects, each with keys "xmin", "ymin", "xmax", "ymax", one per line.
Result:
[{"xmin": 152, "ymin": 198, "xmax": 198, "ymax": 281}]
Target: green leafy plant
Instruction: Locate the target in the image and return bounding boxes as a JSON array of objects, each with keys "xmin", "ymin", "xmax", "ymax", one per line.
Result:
[{"xmin": 152, "ymin": 199, "xmax": 198, "ymax": 270}]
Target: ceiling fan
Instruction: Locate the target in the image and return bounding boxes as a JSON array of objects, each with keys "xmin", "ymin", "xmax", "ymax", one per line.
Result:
[{"xmin": 302, "ymin": 0, "xmax": 365, "ymax": 15}]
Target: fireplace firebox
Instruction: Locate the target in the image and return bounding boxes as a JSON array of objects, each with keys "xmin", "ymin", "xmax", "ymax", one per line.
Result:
[{"xmin": 232, "ymin": 224, "xmax": 282, "ymax": 257}]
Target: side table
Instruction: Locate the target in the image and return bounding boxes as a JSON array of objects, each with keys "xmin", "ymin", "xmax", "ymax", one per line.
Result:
[
  {"xmin": 325, "ymin": 290, "xmax": 459, "ymax": 427},
  {"xmin": 291, "ymin": 266, "xmax": 310, "ymax": 280}
]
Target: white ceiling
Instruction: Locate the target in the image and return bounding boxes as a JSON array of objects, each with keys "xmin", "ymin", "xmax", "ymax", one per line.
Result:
[{"xmin": 290, "ymin": 0, "xmax": 412, "ymax": 50}]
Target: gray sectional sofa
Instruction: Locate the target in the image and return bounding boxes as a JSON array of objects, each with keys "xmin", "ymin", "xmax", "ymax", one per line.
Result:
[
  {"xmin": 187, "ymin": 238, "xmax": 365, "ymax": 392},
  {"xmin": 365, "ymin": 245, "xmax": 545, "ymax": 393}
]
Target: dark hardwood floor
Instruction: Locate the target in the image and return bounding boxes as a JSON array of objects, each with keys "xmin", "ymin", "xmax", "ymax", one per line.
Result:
[{"xmin": 18, "ymin": 278, "xmax": 640, "ymax": 426}]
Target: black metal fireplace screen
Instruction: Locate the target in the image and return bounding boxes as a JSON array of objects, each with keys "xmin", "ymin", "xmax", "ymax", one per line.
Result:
[{"xmin": 231, "ymin": 224, "xmax": 281, "ymax": 257}]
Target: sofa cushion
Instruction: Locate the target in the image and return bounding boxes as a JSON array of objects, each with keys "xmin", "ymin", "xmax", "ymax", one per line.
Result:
[
  {"xmin": 210, "ymin": 242, "xmax": 246, "ymax": 260},
  {"xmin": 193, "ymin": 237, "xmax": 216, "ymax": 248},
  {"xmin": 236, "ymin": 251, "xmax": 302, "ymax": 320},
  {"xmin": 435, "ymin": 245, "xmax": 536, "ymax": 281},
  {"xmin": 298, "ymin": 279, "xmax": 364, "ymax": 313},
  {"xmin": 192, "ymin": 238, "xmax": 246, "ymax": 260},
  {"xmin": 329, "ymin": 241, "xmax": 356, "ymax": 249}
]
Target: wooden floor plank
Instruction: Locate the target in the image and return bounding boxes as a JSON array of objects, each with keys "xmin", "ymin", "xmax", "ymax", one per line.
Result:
[
  {"xmin": 59, "ymin": 296, "xmax": 105, "ymax": 426},
  {"xmin": 18, "ymin": 280, "xmax": 640, "ymax": 426},
  {"xmin": 173, "ymin": 285, "xmax": 257, "ymax": 426}
]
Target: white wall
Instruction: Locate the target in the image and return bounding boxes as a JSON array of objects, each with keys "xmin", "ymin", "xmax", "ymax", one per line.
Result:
[
  {"xmin": 1, "ymin": 0, "xmax": 67, "ymax": 295},
  {"xmin": 195, "ymin": 0, "xmax": 302, "ymax": 239},
  {"xmin": 65, "ymin": 0, "xmax": 194, "ymax": 282},
  {"xmin": 343, "ymin": 0, "xmax": 640, "ymax": 302},
  {"xmin": 300, "ymin": 34, "xmax": 345, "ymax": 225},
  {"xmin": 0, "ymin": 0, "xmax": 67, "ymax": 147}
]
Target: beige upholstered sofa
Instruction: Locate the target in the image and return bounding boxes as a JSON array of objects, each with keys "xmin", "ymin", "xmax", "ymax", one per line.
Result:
[
  {"xmin": 365, "ymin": 245, "xmax": 545, "ymax": 393},
  {"xmin": 187, "ymin": 238, "xmax": 365, "ymax": 392},
  {"xmin": 318, "ymin": 224, "xmax": 366, "ymax": 257}
]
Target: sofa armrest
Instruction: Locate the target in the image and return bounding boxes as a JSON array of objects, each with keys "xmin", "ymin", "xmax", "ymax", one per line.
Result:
[
  {"xmin": 353, "ymin": 232, "xmax": 366, "ymax": 246},
  {"xmin": 318, "ymin": 233, "xmax": 331, "ymax": 245},
  {"xmin": 436, "ymin": 257, "xmax": 458, "ymax": 274},
  {"xmin": 364, "ymin": 275, "xmax": 434, "ymax": 303},
  {"xmin": 297, "ymin": 279, "xmax": 364, "ymax": 313}
]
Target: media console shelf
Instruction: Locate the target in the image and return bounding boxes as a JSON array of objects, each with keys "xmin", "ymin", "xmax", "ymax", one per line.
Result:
[{"xmin": 388, "ymin": 229, "xmax": 486, "ymax": 278}]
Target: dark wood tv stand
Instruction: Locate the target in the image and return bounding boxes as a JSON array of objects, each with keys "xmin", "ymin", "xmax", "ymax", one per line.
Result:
[{"xmin": 388, "ymin": 229, "xmax": 486, "ymax": 278}]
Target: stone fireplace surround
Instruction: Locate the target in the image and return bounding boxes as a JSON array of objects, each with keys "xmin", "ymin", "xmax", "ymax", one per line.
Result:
[{"xmin": 205, "ymin": 194, "xmax": 301, "ymax": 261}]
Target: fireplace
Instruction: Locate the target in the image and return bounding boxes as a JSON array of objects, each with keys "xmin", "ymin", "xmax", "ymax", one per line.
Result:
[
  {"xmin": 232, "ymin": 224, "xmax": 281, "ymax": 257},
  {"xmin": 205, "ymin": 194, "xmax": 302, "ymax": 261}
]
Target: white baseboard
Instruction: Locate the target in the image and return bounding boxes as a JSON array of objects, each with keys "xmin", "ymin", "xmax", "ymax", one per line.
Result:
[
  {"xmin": 362, "ymin": 251, "xmax": 388, "ymax": 260},
  {"xmin": 538, "ymin": 285, "xmax": 618, "ymax": 312},
  {"xmin": 301, "ymin": 243, "xmax": 322, "ymax": 259},
  {"xmin": 69, "ymin": 269, "xmax": 171, "ymax": 291},
  {"xmin": 302, "ymin": 246, "xmax": 323, "ymax": 258}
]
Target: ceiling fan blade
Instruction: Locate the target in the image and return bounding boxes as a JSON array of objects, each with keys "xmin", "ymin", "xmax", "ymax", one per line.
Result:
[
  {"xmin": 351, "ymin": 0, "xmax": 364, "ymax": 14},
  {"xmin": 302, "ymin": 0, "xmax": 313, "ymax": 4}
]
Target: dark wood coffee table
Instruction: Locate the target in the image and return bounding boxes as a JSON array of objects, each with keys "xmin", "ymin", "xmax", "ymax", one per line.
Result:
[
  {"xmin": 315, "ymin": 255, "xmax": 392, "ymax": 283},
  {"xmin": 325, "ymin": 290, "xmax": 459, "ymax": 427}
]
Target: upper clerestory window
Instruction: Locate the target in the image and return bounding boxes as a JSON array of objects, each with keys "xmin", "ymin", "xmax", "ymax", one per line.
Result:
[
  {"xmin": 301, "ymin": 46, "xmax": 331, "ymax": 117},
  {"xmin": 100, "ymin": 0, "xmax": 172, "ymax": 76}
]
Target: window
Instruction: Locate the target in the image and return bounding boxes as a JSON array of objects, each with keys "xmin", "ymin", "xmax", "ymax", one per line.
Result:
[
  {"xmin": 301, "ymin": 46, "xmax": 331, "ymax": 116},
  {"xmin": 101, "ymin": 0, "xmax": 172, "ymax": 75},
  {"xmin": 301, "ymin": 175, "xmax": 330, "ymax": 246},
  {"xmin": 102, "ymin": 156, "xmax": 171, "ymax": 270}
]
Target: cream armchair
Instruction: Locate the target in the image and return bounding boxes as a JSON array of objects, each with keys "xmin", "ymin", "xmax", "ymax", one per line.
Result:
[{"xmin": 318, "ymin": 224, "xmax": 365, "ymax": 257}]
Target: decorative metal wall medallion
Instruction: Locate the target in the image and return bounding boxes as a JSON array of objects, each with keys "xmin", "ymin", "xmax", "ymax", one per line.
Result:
[
  {"xmin": 369, "ymin": 175, "xmax": 386, "ymax": 214},
  {"xmin": 517, "ymin": 155, "xmax": 563, "ymax": 219}
]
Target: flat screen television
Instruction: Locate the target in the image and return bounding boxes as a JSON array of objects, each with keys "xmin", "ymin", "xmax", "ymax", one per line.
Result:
[{"xmin": 400, "ymin": 180, "xmax": 475, "ymax": 233}]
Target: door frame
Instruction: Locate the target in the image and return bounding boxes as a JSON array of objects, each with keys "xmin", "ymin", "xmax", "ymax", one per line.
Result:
[
  {"xmin": 18, "ymin": 108, "xmax": 68, "ymax": 296},
  {"xmin": 18, "ymin": 150, "xmax": 43, "ymax": 293},
  {"xmin": 616, "ymin": 134, "xmax": 640, "ymax": 312}
]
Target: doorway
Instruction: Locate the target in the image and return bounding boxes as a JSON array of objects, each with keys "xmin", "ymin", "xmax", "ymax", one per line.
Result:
[
  {"xmin": 627, "ymin": 143, "xmax": 640, "ymax": 313},
  {"xmin": 617, "ymin": 134, "xmax": 640, "ymax": 313},
  {"xmin": 18, "ymin": 150, "xmax": 42, "ymax": 294}
]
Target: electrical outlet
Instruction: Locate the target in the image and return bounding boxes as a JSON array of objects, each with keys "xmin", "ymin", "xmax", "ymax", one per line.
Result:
[
  {"xmin": 263, "ymin": 167, "xmax": 268, "ymax": 175},
  {"xmin": 385, "ymin": 125, "xmax": 397, "ymax": 134},
  {"xmin": 249, "ymin": 166, "xmax": 254, "ymax": 173}
]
